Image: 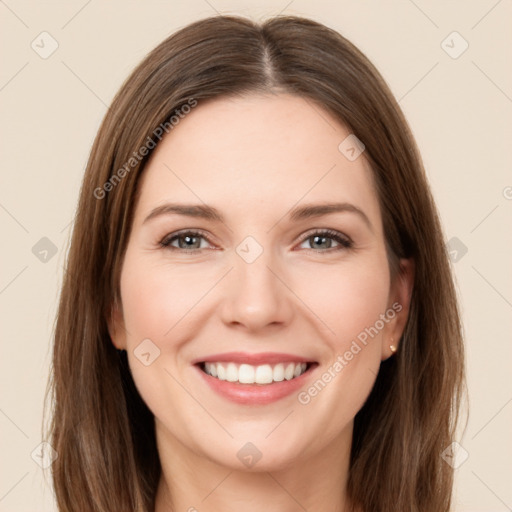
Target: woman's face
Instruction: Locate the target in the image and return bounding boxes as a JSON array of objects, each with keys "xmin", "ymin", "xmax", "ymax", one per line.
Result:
[{"xmin": 109, "ymin": 93, "xmax": 413, "ymax": 472}]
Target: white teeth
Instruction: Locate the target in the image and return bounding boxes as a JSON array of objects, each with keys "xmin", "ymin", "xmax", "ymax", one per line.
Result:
[
  {"xmin": 239, "ymin": 364, "xmax": 255, "ymax": 384},
  {"xmin": 204, "ymin": 362, "xmax": 218, "ymax": 377},
  {"xmin": 284, "ymin": 362, "xmax": 295, "ymax": 380},
  {"xmin": 216, "ymin": 363, "xmax": 226, "ymax": 380},
  {"xmin": 203, "ymin": 361, "xmax": 308, "ymax": 384},
  {"xmin": 273, "ymin": 363, "xmax": 285, "ymax": 382},
  {"xmin": 255, "ymin": 364, "xmax": 273, "ymax": 384},
  {"xmin": 226, "ymin": 363, "xmax": 238, "ymax": 382}
]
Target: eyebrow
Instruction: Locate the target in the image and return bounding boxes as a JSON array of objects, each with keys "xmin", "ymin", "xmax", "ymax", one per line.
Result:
[{"xmin": 143, "ymin": 201, "xmax": 373, "ymax": 231}]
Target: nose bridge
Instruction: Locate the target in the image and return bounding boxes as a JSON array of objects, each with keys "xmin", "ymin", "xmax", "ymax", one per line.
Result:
[{"xmin": 220, "ymin": 238, "xmax": 293, "ymax": 330}]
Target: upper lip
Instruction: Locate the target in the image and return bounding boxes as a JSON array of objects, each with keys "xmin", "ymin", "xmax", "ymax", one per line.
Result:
[{"xmin": 192, "ymin": 351, "xmax": 315, "ymax": 365}]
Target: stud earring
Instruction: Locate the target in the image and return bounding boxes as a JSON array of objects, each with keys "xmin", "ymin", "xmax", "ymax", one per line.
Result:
[{"xmin": 390, "ymin": 339, "xmax": 397, "ymax": 354}]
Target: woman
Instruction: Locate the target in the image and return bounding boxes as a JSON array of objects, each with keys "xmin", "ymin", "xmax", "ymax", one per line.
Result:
[{"xmin": 45, "ymin": 14, "xmax": 466, "ymax": 512}]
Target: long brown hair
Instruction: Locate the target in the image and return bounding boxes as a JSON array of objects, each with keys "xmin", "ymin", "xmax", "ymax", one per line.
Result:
[{"xmin": 44, "ymin": 14, "xmax": 467, "ymax": 512}]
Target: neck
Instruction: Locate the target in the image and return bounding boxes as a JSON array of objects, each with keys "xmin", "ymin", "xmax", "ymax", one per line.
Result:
[{"xmin": 154, "ymin": 421, "xmax": 354, "ymax": 512}]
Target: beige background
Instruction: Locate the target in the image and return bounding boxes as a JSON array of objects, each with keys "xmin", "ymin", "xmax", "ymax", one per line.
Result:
[{"xmin": 1, "ymin": 1, "xmax": 511, "ymax": 511}]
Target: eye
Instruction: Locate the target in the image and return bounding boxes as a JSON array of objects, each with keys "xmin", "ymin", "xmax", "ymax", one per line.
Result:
[
  {"xmin": 159, "ymin": 228, "xmax": 353, "ymax": 254},
  {"xmin": 160, "ymin": 230, "xmax": 213, "ymax": 252},
  {"xmin": 297, "ymin": 229, "xmax": 353, "ymax": 253}
]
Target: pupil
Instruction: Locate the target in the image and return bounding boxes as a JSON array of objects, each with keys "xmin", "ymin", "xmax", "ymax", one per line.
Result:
[
  {"xmin": 181, "ymin": 235, "xmax": 198, "ymax": 248},
  {"xmin": 313, "ymin": 235, "xmax": 330, "ymax": 249}
]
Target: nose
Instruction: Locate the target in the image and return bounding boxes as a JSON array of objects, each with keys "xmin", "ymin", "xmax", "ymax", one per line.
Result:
[{"xmin": 218, "ymin": 249, "xmax": 294, "ymax": 333}]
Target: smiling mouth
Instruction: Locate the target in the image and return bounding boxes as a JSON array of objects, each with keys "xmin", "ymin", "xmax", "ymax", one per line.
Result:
[{"xmin": 198, "ymin": 361, "xmax": 316, "ymax": 385}]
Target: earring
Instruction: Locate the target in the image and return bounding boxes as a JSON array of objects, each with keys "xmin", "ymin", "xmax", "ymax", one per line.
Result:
[{"xmin": 390, "ymin": 339, "xmax": 397, "ymax": 354}]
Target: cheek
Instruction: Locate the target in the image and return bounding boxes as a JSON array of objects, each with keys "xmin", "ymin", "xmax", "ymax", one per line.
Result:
[
  {"xmin": 291, "ymin": 254, "xmax": 391, "ymax": 343},
  {"xmin": 117, "ymin": 254, "xmax": 219, "ymax": 417},
  {"xmin": 118, "ymin": 256, "xmax": 199, "ymax": 427},
  {"xmin": 119, "ymin": 255, "xmax": 215, "ymax": 341},
  {"xmin": 291, "ymin": 260, "xmax": 390, "ymax": 442}
]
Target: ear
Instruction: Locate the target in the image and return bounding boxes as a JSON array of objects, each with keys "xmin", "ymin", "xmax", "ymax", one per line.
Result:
[
  {"xmin": 107, "ymin": 299, "xmax": 127, "ymax": 350},
  {"xmin": 381, "ymin": 257, "xmax": 415, "ymax": 360}
]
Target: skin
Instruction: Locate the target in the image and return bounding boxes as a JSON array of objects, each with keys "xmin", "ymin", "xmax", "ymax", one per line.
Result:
[{"xmin": 109, "ymin": 93, "xmax": 414, "ymax": 512}]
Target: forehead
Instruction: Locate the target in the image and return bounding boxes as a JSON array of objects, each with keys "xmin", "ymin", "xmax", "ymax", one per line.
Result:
[{"xmin": 135, "ymin": 93, "xmax": 381, "ymax": 228}]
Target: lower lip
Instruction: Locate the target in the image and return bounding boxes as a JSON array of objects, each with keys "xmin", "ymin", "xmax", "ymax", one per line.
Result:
[{"xmin": 194, "ymin": 364, "xmax": 317, "ymax": 405}]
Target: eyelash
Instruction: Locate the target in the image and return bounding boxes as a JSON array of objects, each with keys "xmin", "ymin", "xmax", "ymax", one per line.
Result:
[{"xmin": 159, "ymin": 229, "xmax": 353, "ymax": 254}]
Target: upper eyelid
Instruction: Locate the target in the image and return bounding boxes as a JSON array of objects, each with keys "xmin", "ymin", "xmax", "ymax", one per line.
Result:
[{"xmin": 297, "ymin": 229, "xmax": 352, "ymax": 245}]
